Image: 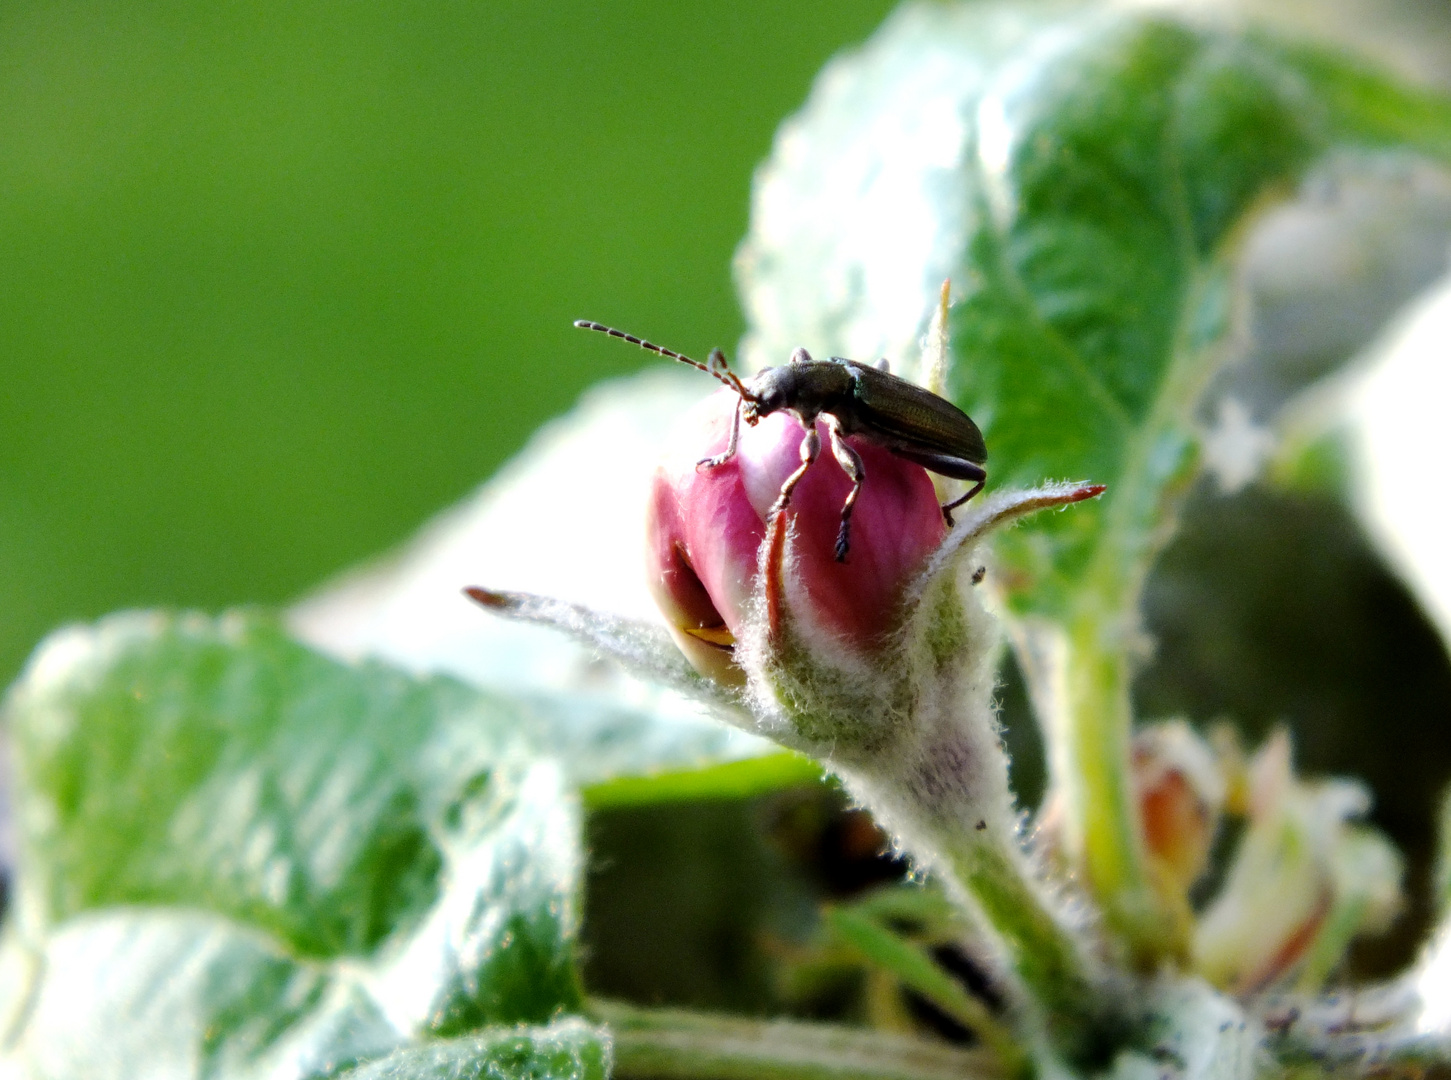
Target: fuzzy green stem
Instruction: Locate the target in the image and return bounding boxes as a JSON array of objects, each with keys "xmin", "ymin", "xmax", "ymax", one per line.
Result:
[
  {"xmin": 1060, "ymin": 598, "xmax": 1170, "ymax": 964},
  {"xmin": 947, "ymin": 838, "xmax": 1117, "ymax": 1063},
  {"xmin": 591, "ymin": 999, "xmax": 1002, "ymax": 1080}
]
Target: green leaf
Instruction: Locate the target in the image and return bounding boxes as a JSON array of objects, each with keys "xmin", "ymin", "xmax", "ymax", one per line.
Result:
[
  {"xmin": 736, "ymin": 3, "xmax": 1451, "ymax": 959},
  {"xmin": 742, "ymin": 8, "xmax": 1451, "ymax": 609},
  {"xmin": 942, "ymin": 16, "xmax": 1325, "ymax": 609},
  {"xmin": 512, "ymin": 688, "xmax": 795, "ymax": 801},
  {"xmin": 1260, "ymin": 34, "xmax": 1451, "ymax": 157},
  {"xmin": 0, "ymin": 609, "xmax": 585, "ymax": 1074},
  {"xmin": 581, "ymin": 751, "xmax": 822, "ymax": 810},
  {"xmin": 335, "ymin": 1019, "xmax": 609, "ymax": 1080},
  {"xmin": 824, "ymin": 907, "xmax": 1021, "ymax": 1071},
  {"xmin": 0, "ymin": 911, "xmax": 399, "ymax": 1079}
]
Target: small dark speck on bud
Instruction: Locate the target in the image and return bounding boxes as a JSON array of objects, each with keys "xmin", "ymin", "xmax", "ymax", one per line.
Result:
[
  {"xmin": 971, "ymin": 566, "xmax": 986, "ymax": 585},
  {"xmin": 975, "ymin": 819, "xmax": 987, "ymax": 831}
]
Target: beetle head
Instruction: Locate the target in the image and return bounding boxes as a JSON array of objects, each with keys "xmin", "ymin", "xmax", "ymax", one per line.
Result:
[{"xmin": 741, "ymin": 366, "xmax": 792, "ymax": 426}]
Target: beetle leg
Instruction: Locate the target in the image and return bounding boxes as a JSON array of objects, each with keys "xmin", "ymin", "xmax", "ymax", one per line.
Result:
[
  {"xmin": 823, "ymin": 417, "xmax": 865, "ymax": 562},
  {"xmin": 696, "ymin": 396, "xmax": 743, "ymax": 470},
  {"xmin": 886, "ymin": 447, "xmax": 987, "ymax": 526},
  {"xmin": 770, "ymin": 423, "xmax": 820, "ymax": 517},
  {"xmin": 940, "ymin": 474, "xmax": 986, "ymax": 526}
]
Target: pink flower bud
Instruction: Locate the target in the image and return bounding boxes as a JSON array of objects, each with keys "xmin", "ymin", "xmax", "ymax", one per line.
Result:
[{"xmin": 646, "ymin": 387, "xmax": 947, "ymax": 681}]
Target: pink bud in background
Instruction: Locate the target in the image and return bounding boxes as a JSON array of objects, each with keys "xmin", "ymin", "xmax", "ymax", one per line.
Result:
[
  {"xmin": 1132, "ymin": 721, "xmax": 1225, "ymax": 897},
  {"xmin": 646, "ymin": 388, "xmax": 948, "ymax": 682}
]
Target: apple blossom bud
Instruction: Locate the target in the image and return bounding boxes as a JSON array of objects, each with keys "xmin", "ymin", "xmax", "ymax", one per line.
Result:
[
  {"xmin": 1036, "ymin": 721, "xmax": 1225, "ymax": 912},
  {"xmin": 645, "ymin": 387, "xmax": 946, "ymax": 681},
  {"xmin": 1192, "ymin": 729, "xmax": 1401, "ymax": 994},
  {"xmin": 1132, "ymin": 720, "xmax": 1225, "ymax": 897}
]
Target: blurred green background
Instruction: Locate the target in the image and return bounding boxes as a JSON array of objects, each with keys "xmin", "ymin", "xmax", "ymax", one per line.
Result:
[{"xmin": 0, "ymin": 0, "xmax": 901, "ymax": 687}]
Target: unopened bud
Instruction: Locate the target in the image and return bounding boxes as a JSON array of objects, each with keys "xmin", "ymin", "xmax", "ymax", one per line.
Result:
[
  {"xmin": 1193, "ymin": 729, "xmax": 1400, "ymax": 994},
  {"xmin": 1133, "ymin": 720, "xmax": 1225, "ymax": 898},
  {"xmin": 645, "ymin": 388, "xmax": 946, "ymax": 682}
]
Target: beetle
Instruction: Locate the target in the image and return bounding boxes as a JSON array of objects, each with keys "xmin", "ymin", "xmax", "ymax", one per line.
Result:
[{"xmin": 575, "ymin": 320, "xmax": 987, "ymax": 562}]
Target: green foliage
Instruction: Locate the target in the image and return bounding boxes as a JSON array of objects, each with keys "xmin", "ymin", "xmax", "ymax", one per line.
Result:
[
  {"xmin": 582, "ymin": 753, "xmax": 821, "ymax": 811},
  {"xmin": 945, "ymin": 16, "xmax": 1451, "ymax": 617},
  {"xmin": 2, "ymin": 911, "xmax": 401, "ymax": 1077},
  {"xmin": 825, "ymin": 905, "xmax": 1020, "ymax": 1068},
  {"xmin": 11, "ymin": 611, "xmax": 460, "ymax": 958},
  {"xmin": 949, "ymin": 19, "xmax": 1316, "ymax": 609}
]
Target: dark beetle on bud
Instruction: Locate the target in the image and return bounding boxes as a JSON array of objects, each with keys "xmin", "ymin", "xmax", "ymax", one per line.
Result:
[{"xmin": 575, "ymin": 320, "xmax": 988, "ymax": 562}]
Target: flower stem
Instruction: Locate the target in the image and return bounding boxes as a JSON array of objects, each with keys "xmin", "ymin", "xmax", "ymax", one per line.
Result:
[
  {"xmin": 1062, "ymin": 598, "xmax": 1175, "ymax": 965},
  {"xmin": 947, "ymin": 837, "xmax": 1114, "ymax": 1062}
]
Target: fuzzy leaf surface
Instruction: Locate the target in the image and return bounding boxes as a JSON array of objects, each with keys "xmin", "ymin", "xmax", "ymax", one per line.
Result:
[
  {"xmin": 335, "ymin": 1019, "xmax": 609, "ymax": 1080},
  {"xmin": 0, "ymin": 610, "xmax": 586, "ymax": 1076}
]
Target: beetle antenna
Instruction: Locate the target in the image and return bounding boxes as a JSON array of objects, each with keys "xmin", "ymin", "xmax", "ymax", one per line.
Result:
[{"xmin": 574, "ymin": 320, "xmax": 753, "ymax": 399}]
